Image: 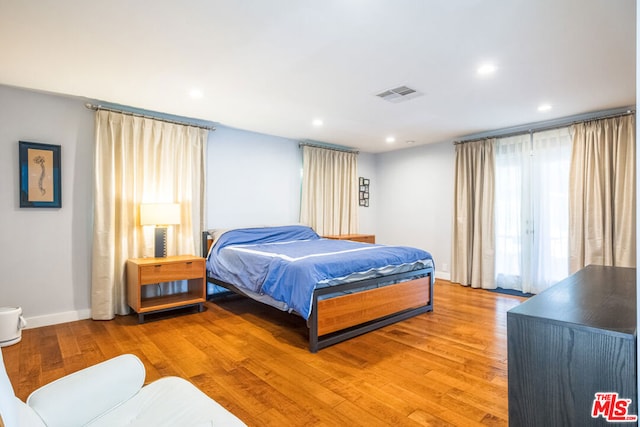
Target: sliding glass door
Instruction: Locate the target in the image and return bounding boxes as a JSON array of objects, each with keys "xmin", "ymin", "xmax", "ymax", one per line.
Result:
[{"xmin": 494, "ymin": 128, "xmax": 572, "ymax": 294}]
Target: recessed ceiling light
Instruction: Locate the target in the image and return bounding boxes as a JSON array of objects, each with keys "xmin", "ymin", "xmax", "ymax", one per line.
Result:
[
  {"xmin": 312, "ymin": 118, "xmax": 323, "ymax": 127},
  {"xmin": 406, "ymin": 140, "xmax": 415, "ymax": 145},
  {"xmin": 189, "ymin": 89, "xmax": 203, "ymax": 99},
  {"xmin": 386, "ymin": 136, "xmax": 396, "ymax": 144},
  {"xmin": 477, "ymin": 63, "xmax": 497, "ymax": 76},
  {"xmin": 538, "ymin": 104, "xmax": 552, "ymax": 112}
]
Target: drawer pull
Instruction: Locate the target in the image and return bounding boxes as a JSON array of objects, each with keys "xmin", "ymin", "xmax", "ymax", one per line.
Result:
[{"xmin": 186, "ymin": 262, "xmax": 193, "ymax": 265}]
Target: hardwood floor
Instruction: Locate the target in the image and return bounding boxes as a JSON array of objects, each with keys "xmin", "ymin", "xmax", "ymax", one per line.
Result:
[{"xmin": 2, "ymin": 280, "xmax": 525, "ymax": 426}]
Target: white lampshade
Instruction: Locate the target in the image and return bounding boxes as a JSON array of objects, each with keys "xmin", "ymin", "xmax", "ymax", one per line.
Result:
[{"xmin": 140, "ymin": 203, "xmax": 181, "ymax": 226}]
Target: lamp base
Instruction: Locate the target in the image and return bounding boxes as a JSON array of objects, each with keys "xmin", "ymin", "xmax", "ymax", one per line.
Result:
[{"xmin": 153, "ymin": 227, "xmax": 168, "ymax": 258}]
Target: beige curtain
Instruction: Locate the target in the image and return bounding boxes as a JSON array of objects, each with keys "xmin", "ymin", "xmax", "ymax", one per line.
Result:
[
  {"xmin": 569, "ymin": 115, "xmax": 635, "ymax": 272},
  {"xmin": 451, "ymin": 139, "xmax": 496, "ymax": 288},
  {"xmin": 299, "ymin": 146, "xmax": 358, "ymax": 236},
  {"xmin": 91, "ymin": 111, "xmax": 207, "ymax": 319}
]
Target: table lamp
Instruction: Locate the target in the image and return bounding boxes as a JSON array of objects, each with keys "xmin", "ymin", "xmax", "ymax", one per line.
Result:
[{"xmin": 140, "ymin": 203, "xmax": 181, "ymax": 257}]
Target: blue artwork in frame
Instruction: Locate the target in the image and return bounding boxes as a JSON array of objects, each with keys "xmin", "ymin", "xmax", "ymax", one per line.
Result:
[{"xmin": 19, "ymin": 141, "xmax": 61, "ymax": 208}]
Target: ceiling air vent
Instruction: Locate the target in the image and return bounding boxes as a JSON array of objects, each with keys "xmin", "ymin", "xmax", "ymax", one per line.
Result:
[{"xmin": 375, "ymin": 85, "xmax": 423, "ymax": 103}]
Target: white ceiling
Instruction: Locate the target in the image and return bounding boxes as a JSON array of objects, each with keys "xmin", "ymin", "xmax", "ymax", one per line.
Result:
[{"xmin": 0, "ymin": 0, "xmax": 635, "ymax": 153}]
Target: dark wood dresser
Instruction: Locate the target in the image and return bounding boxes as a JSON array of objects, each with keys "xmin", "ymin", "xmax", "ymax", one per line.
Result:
[{"xmin": 507, "ymin": 265, "xmax": 637, "ymax": 426}]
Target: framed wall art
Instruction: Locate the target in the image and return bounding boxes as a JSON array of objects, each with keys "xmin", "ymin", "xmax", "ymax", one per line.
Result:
[
  {"xmin": 359, "ymin": 176, "xmax": 370, "ymax": 207},
  {"xmin": 19, "ymin": 141, "xmax": 61, "ymax": 208}
]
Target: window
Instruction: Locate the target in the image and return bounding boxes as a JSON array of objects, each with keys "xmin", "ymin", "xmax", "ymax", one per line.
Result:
[{"xmin": 494, "ymin": 128, "xmax": 572, "ymax": 294}]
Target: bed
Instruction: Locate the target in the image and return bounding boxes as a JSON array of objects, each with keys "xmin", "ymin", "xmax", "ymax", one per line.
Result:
[{"xmin": 202, "ymin": 225, "xmax": 434, "ymax": 352}]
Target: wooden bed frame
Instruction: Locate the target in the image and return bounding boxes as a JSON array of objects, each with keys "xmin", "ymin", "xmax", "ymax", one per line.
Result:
[{"xmin": 202, "ymin": 232, "xmax": 434, "ymax": 352}]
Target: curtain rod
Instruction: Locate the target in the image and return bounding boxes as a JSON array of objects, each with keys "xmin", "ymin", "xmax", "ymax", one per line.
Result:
[
  {"xmin": 299, "ymin": 142, "xmax": 359, "ymax": 154},
  {"xmin": 454, "ymin": 107, "xmax": 635, "ymax": 145},
  {"xmin": 84, "ymin": 102, "xmax": 216, "ymax": 131}
]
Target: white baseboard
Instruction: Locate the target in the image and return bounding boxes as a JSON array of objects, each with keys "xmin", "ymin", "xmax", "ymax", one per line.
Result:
[
  {"xmin": 24, "ymin": 309, "xmax": 92, "ymax": 329},
  {"xmin": 435, "ymin": 270, "xmax": 451, "ymax": 281}
]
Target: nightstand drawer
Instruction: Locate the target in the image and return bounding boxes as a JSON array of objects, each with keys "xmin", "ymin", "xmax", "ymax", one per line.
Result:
[{"xmin": 139, "ymin": 259, "xmax": 204, "ymax": 283}]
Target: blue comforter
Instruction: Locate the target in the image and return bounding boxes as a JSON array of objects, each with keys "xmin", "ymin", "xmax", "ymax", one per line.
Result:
[{"xmin": 206, "ymin": 225, "xmax": 433, "ymax": 319}]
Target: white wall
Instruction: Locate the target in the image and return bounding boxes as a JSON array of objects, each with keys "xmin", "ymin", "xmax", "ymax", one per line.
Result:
[
  {"xmin": 206, "ymin": 125, "xmax": 302, "ymax": 229},
  {"xmin": 206, "ymin": 128, "xmax": 380, "ymax": 234},
  {"xmin": 0, "ymin": 85, "xmax": 94, "ymax": 327},
  {"xmin": 374, "ymin": 141, "xmax": 455, "ymax": 280},
  {"xmin": 0, "ymin": 86, "xmax": 335, "ymax": 327},
  {"xmin": 0, "ymin": 84, "xmax": 455, "ymax": 328},
  {"xmin": 356, "ymin": 152, "xmax": 376, "ymax": 235},
  {"xmin": 0, "ymin": 86, "xmax": 308, "ymax": 327}
]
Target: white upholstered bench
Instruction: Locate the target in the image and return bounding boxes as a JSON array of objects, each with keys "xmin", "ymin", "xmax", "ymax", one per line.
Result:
[{"xmin": 0, "ymin": 350, "xmax": 246, "ymax": 426}]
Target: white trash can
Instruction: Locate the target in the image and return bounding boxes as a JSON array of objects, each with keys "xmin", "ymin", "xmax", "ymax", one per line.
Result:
[{"xmin": 0, "ymin": 307, "xmax": 27, "ymax": 347}]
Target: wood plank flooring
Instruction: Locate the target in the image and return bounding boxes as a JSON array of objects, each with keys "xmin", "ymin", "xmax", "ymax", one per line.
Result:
[{"xmin": 2, "ymin": 280, "xmax": 525, "ymax": 426}]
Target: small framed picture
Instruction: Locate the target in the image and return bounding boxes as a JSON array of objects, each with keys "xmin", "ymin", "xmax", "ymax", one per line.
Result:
[
  {"xmin": 363, "ymin": 179, "xmax": 370, "ymax": 186},
  {"xmin": 359, "ymin": 177, "xmax": 364, "ymax": 186},
  {"xmin": 19, "ymin": 141, "xmax": 61, "ymax": 208},
  {"xmin": 359, "ymin": 199, "xmax": 366, "ymax": 206}
]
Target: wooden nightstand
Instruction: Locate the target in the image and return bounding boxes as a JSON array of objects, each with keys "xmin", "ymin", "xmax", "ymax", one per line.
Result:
[
  {"xmin": 323, "ymin": 234, "xmax": 376, "ymax": 244},
  {"xmin": 126, "ymin": 255, "xmax": 206, "ymax": 323}
]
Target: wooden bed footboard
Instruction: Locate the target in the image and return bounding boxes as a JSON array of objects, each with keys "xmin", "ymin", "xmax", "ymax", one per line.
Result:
[
  {"xmin": 308, "ymin": 269, "xmax": 433, "ymax": 352},
  {"xmin": 315, "ymin": 277, "xmax": 431, "ymax": 336}
]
